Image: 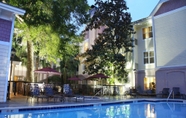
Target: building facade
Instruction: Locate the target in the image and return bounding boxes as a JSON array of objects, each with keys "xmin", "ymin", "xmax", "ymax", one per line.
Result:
[
  {"xmin": 80, "ymin": 0, "xmax": 186, "ymax": 95},
  {"xmin": 134, "ymin": 0, "xmax": 186, "ymax": 94},
  {"xmin": 0, "ymin": 2, "xmax": 25, "ymax": 102}
]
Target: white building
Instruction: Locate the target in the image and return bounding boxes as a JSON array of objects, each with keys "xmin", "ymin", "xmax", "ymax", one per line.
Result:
[
  {"xmin": 0, "ymin": 2, "xmax": 25, "ymax": 102},
  {"xmin": 134, "ymin": 0, "xmax": 186, "ymax": 94},
  {"xmin": 80, "ymin": 0, "xmax": 186, "ymax": 95}
]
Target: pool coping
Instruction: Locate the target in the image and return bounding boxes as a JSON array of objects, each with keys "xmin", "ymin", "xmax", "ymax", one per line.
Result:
[{"xmin": 1, "ymin": 98, "xmax": 186, "ymax": 114}]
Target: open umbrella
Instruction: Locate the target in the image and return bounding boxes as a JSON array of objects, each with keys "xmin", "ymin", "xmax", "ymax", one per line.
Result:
[
  {"xmin": 76, "ymin": 74, "xmax": 89, "ymax": 80},
  {"xmin": 34, "ymin": 67, "xmax": 61, "ymax": 83},
  {"xmin": 68, "ymin": 74, "xmax": 89, "ymax": 81},
  {"xmin": 86, "ymin": 73, "xmax": 109, "ymax": 80}
]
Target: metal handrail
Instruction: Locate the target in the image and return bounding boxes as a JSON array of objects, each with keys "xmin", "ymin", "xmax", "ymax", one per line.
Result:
[
  {"xmin": 167, "ymin": 89, "xmax": 174, "ymax": 101},
  {"xmin": 94, "ymin": 89, "xmax": 102, "ymax": 97},
  {"xmin": 93, "ymin": 87, "xmax": 108, "ymax": 98}
]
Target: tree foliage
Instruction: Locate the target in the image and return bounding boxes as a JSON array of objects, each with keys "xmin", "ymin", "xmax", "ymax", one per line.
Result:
[
  {"xmin": 80, "ymin": 0, "xmax": 135, "ymax": 83},
  {"xmin": 2, "ymin": 0, "xmax": 89, "ymax": 82}
]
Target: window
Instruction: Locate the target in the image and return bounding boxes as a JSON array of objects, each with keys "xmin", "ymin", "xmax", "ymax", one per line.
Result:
[
  {"xmin": 143, "ymin": 51, "xmax": 154, "ymax": 64},
  {"xmin": 144, "ymin": 77, "xmax": 156, "ymax": 91},
  {"xmin": 142, "ymin": 26, "xmax": 153, "ymax": 39},
  {"xmin": 84, "ymin": 42, "xmax": 88, "ymax": 51}
]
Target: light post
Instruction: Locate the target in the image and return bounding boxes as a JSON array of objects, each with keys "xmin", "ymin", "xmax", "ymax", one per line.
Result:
[{"xmin": 7, "ymin": 48, "xmax": 16, "ymax": 100}]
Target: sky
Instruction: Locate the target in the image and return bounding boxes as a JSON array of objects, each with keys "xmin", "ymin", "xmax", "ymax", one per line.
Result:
[{"xmin": 87, "ymin": 0, "xmax": 160, "ymax": 21}]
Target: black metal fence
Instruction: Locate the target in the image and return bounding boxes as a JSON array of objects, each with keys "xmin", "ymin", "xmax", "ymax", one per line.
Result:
[{"xmin": 8, "ymin": 81, "xmax": 127, "ymax": 97}]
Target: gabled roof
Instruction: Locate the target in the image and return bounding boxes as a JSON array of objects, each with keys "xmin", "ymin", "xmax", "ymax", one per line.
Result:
[
  {"xmin": 132, "ymin": 0, "xmax": 186, "ymax": 25},
  {"xmin": 153, "ymin": 0, "xmax": 186, "ymax": 16},
  {"xmin": 0, "ymin": 2, "xmax": 25, "ymax": 15}
]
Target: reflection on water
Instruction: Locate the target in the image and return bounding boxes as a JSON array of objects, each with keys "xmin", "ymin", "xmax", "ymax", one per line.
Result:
[
  {"xmin": 145, "ymin": 104, "xmax": 156, "ymax": 118},
  {"xmin": 106, "ymin": 104, "xmax": 130, "ymax": 118},
  {"xmin": 1, "ymin": 102, "xmax": 186, "ymax": 118}
]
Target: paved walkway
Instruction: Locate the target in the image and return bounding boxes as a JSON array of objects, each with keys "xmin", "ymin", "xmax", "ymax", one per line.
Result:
[
  {"xmin": 0, "ymin": 95, "xmax": 128, "ymax": 109},
  {"xmin": 1, "ymin": 94, "xmax": 183, "ymax": 111}
]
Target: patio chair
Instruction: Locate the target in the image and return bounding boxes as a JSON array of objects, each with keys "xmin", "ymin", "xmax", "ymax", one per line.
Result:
[
  {"xmin": 28, "ymin": 86, "xmax": 49, "ymax": 102},
  {"xmin": 124, "ymin": 88, "xmax": 138, "ymax": 98},
  {"xmin": 157, "ymin": 88, "xmax": 170, "ymax": 98},
  {"xmin": 172, "ymin": 87, "xmax": 182, "ymax": 98},
  {"xmin": 64, "ymin": 89, "xmax": 84, "ymax": 102},
  {"xmin": 136, "ymin": 89, "xmax": 156, "ymax": 97},
  {"xmin": 44, "ymin": 85, "xmax": 65, "ymax": 102}
]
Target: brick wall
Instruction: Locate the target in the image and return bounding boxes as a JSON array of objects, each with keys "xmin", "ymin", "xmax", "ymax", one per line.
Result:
[{"xmin": 0, "ymin": 19, "xmax": 12, "ymax": 42}]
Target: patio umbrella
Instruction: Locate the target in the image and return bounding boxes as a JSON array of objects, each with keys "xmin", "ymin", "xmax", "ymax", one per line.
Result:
[
  {"xmin": 68, "ymin": 76, "xmax": 82, "ymax": 81},
  {"xmin": 76, "ymin": 74, "xmax": 89, "ymax": 80},
  {"xmin": 86, "ymin": 73, "xmax": 109, "ymax": 80},
  {"xmin": 34, "ymin": 67, "xmax": 61, "ymax": 83}
]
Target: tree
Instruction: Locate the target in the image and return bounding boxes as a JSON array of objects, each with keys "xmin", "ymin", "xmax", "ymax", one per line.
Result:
[
  {"xmin": 80, "ymin": 0, "xmax": 134, "ymax": 84},
  {"xmin": 59, "ymin": 36, "xmax": 82, "ymax": 84},
  {"xmin": 2, "ymin": 0, "xmax": 89, "ymax": 82}
]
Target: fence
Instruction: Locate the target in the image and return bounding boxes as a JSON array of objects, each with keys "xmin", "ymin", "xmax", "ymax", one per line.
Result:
[{"xmin": 8, "ymin": 81, "xmax": 128, "ymax": 97}]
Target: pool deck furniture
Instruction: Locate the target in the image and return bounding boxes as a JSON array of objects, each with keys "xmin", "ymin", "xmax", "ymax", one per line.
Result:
[
  {"xmin": 44, "ymin": 85, "xmax": 65, "ymax": 102},
  {"xmin": 1, "ymin": 94, "xmax": 186, "ymax": 113},
  {"xmin": 137, "ymin": 90, "xmax": 156, "ymax": 98},
  {"xmin": 27, "ymin": 85, "xmax": 49, "ymax": 102},
  {"xmin": 124, "ymin": 88, "xmax": 138, "ymax": 98},
  {"xmin": 172, "ymin": 87, "xmax": 183, "ymax": 99},
  {"xmin": 27, "ymin": 84, "xmax": 65, "ymax": 102},
  {"xmin": 156, "ymin": 88, "xmax": 170, "ymax": 98},
  {"xmin": 64, "ymin": 93, "xmax": 85, "ymax": 102}
]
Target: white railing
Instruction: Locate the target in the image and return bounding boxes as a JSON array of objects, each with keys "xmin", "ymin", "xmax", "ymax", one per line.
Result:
[
  {"xmin": 93, "ymin": 87, "xmax": 109, "ymax": 98},
  {"xmin": 167, "ymin": 89, "xmax": 174, "ymax": 101}
]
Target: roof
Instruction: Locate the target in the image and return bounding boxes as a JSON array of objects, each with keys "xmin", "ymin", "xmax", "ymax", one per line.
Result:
[
  {"xmin": 154, "ymin": 0, "xmax": 186, "ymax": 16},
  {"xmin": 132, "ymin": 17, "xmax": 150, "ymax": 25},
  {"xmin": 0, "ymin": 2, "xmax": 25, "ymax": 15},
  {"xmin": 133, "ymin": 0, "xmax": 186, "ymax": 25}
]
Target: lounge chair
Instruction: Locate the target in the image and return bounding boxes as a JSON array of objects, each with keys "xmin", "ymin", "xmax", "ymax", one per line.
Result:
[
  {"xmin": 28, "ymin": 85, "xmax": 49, "ymax": 102},
  {"xmin": 136, "ymin": 89, "xmax": 156, "ymax": 97},
  {"xmin": 44, "ymin": 85, "xmax": 65, "ymax": 102},
  {"xmin": 172, "ymin": 87, "xmax": 182, "ymax": 98},
  {"xmin": 157, "ymin": 88, "xmax": 170, "ymax": 98},
  {"xmin": 64, "ymin": 89, "xmax": 84, "ymax": 102},
  {"xmin": 124, "ymin": 88, "xmax": 138, "ymax": 98}
]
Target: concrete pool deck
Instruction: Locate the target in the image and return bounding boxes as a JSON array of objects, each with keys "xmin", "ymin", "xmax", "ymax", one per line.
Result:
[
  {"xmin": 0, "ymin": 95, "xmax": 126, "ymax": 108},
  {"xmin": 0, "ymin": 95, "xmax": 186, "ymax": 114}
]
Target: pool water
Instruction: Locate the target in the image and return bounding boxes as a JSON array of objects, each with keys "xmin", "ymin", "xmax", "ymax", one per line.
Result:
[{"xmin": 1, "ymin": 102, "xmax": 186, "ymax": 118}]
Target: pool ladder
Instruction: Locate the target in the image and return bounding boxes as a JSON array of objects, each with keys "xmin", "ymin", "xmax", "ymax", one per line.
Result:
[{"xmin": 167, "ymin": 89, "xmax": 174, "ymax": 101}]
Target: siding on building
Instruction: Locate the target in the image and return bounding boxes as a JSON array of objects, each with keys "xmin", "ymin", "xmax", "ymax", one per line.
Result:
[
  {"xmin": 0, "ymin": 19, "xmax": 11, "ymax": 42},
  {"xmin": 153, "ymin": 1, "xmax": 186, "ymax": 95},
  {"xmin": 0, "ymin": 30, "xmax": 11, "ymax": 102},
  {"xmin": 0, "ymin": 2, "xmax": 24, "ymax": 102},
  {"xmin": 134, "ymin": 21, "xmax": 155, "ymax": 70},
  {"xmin": 0, "ymin": 19, "xmax": 12, "ymax": 102},
  {"xmin": 154, "ymin": 7, "xmax": 186, "ymax": 67}
]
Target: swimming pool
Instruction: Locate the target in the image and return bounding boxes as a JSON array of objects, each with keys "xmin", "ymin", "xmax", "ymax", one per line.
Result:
[{"xmin": 1, "ymin": 100, "xmax": 186, "ymax": 118}]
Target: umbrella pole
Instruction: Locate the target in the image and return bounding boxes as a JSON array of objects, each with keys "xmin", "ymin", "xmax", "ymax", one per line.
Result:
[
  {"xmin": 47, "ymin": 73, "xmax": 49, "ymax": 84},
  {"xmin": 101, "ymin": 78, "xmax": 103, "ymax": 96}
]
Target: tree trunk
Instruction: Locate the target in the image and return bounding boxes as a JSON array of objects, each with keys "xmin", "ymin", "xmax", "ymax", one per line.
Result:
[{"xmin": 26, "ymin": 40, "xmax": 34, "ymax": 82}]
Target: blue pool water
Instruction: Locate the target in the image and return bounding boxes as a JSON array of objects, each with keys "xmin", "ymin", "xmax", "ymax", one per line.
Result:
[{"xmin": 1, "ymin": 101, "xmax": 186, "ymax": 118}]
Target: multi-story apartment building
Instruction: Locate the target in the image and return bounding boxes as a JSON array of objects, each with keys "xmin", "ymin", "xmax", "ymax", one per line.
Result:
[
  {"xmin": 80, "ymin": 0, "xmax": 186, "ymax": 95},
  {"xmin": 134, "ymin": 0, "xmax": 186, "ymax": 94}
]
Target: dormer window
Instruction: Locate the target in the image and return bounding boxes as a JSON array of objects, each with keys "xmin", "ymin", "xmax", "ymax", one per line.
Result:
[{"xmin": 142, "ymin": 26, "xmax": 153, "ymax": 39}]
